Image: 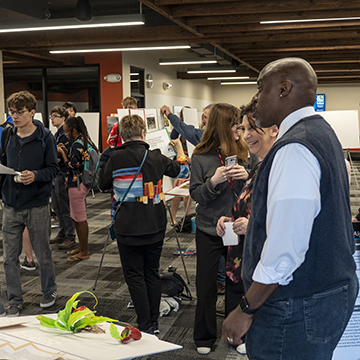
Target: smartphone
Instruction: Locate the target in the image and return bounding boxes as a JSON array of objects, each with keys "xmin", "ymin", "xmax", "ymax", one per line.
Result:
[{"xmin": 225, "ymin": 155, "xmax": 237, "ymax": 167}]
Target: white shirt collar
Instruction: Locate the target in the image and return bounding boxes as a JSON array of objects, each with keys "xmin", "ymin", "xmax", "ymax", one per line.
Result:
[{"xmin": 277, "ymin": 106, "xmax": 316, "ymax": 141}]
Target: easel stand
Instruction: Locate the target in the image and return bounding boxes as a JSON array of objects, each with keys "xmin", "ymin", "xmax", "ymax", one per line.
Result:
[
  {"xmin": 93, "ymin": 230, "xmax": 111, "ymax": 291},
  {"xmin": 165, "ymin": 197, "xmax": 192, "ymax": 286}
]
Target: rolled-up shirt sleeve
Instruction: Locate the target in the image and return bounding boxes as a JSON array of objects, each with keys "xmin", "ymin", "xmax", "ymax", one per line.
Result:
[{"xmin": 252, "ymin": 143, "xmax": 321, "ymax": 285}]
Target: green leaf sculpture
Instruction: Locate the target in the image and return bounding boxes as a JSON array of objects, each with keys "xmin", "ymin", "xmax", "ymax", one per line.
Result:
[{"xmin": 36, "ymin": 291, "xmax": 129, "ymax": 335}]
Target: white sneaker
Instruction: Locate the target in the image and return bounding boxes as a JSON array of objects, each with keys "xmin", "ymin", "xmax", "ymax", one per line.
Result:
[
  {"xmin": 236, "ymin": 343, "xmax": 247, "ymax": 355},
  {"xmin": 197, "ymin": 347, "xmax": 211, "ymax": 355}
]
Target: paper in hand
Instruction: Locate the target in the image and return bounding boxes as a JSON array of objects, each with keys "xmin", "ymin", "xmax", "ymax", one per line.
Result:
[
  {"xmin": 222, "ymin": 222, "xmax": 239, "ymax": 246},
  {"xmin": 0, "ymin": 164, "xmax": 19, "ymax": 175}
]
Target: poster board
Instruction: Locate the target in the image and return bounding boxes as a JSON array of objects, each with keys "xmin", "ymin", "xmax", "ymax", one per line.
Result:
[
  {"xmin": 321, "ymin": 110, "xmax": 360, "ymax": 149},
  {"xmin": 332, "ymin": 223, "xmax": 360, "ymax": 359},
  {"xmin": 49, "ymin": 112, "xmax": 100, "ymax": 149},
  {"xmin": 145, "ymin": 128, "xmax": 176, "ymax": 158},
  {"xmin": 145, "ymin": 108, "xmax": 158, "ymax": 132},
  {"xmin": 0, "ymin": 314, "xmax": 181, "ymax": 360}
]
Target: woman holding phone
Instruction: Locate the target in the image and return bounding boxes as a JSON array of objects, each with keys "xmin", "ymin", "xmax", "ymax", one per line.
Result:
[{"xmin": 190, "ymin": 103, "xmax": 258, "ymax": 355}]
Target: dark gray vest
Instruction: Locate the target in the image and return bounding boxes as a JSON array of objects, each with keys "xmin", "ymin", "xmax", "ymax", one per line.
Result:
[{"xmin": 243, "ymin": 114, "xmax": 356, "ymax": 300}]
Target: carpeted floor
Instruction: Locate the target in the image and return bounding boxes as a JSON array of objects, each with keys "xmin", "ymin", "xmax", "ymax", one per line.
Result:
[{"xmin": 0, "ymin": 192, "xmax": 247, "ymax": 360}]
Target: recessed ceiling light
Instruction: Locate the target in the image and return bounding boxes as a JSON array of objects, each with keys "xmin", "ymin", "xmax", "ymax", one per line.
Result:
[
  {"xmin": 0, "ymin": 15, "xmax": 145, "ymax": 33},
  {"xmin": 50, "ymin": 45, "xmax": 191, "ymax": 54},
  {"xmin": 261, "ymin": 16, "xmax": 360, "ymax": 24},
  {"xmin": 221, "ymin": 81, "xmax": 257, "ymax": 85},
  {"xmin": 208, "ymin": 76, "xmax": 249, "ymax": 80},
  {"xmin": 187, "ymin": 68, "xmax": 236, "ymax": 74},
  {"xmin": 159, "ymin": 57, "xmax": 217, "ymax": 66}
]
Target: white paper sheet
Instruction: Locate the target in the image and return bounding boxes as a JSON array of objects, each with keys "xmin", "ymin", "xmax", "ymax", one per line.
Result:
[
  {"xmin": 222, "ymin": 222, "xmax": 238, "ymax": 246},
  {"xmin": 0, "ymin": 315, "xmax": 182, "ymax": 360},
  {"xmin": 165, "ymin": 181, "xmax": 190, "ymax": 197},
  {"xmin": 146, "ymin": 129, "xmax": 176, "ymax": 158},
  {"xmin": 0, "ymin": 164, "xmax": 20, "ymax": 175}
]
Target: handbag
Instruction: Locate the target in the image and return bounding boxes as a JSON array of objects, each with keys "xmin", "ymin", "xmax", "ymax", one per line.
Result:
[{"xmin": 109, "ymin": 149, "xmax": 148, "ymax": 240}]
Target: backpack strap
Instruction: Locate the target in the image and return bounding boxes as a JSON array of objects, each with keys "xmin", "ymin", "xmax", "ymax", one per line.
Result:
[
  {"xmin": 1, "ymin": 123, "xmax": 14, "ymax": 164},
  {"xmin": 172, "ymin": 272, "xmax": 193, "ymax": 300}
]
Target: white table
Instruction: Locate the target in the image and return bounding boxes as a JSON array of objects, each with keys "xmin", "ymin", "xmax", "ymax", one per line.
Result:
[{"xmin": 0, "ymin": 315, "xmax": 182, "ymax": 360}]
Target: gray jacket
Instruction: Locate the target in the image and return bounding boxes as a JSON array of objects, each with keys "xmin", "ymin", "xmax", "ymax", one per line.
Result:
[{"xmin": 190, "ymin": 150, "xmax": 258, "ymax": 236}]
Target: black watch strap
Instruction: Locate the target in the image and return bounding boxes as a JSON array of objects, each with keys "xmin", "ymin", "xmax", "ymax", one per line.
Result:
[{"xmin": 239, "ymin": 295, "xmax": 259, "ymax": 315}]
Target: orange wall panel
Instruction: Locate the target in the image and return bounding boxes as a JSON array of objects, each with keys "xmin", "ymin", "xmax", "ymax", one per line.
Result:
[{"xmin": 85, "ymin": 53, "xmax": 123, "ymax": 150}]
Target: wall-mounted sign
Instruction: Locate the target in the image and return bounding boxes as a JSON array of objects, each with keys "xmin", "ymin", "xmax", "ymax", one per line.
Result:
[{"xmin": 314, "ymin": 94, "xmax": 325, "ymax": 112}]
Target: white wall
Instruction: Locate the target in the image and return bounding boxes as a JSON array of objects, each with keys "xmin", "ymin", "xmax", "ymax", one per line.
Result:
[
  {"xmin": 122, "ymin": 51, "xmax": 360, "ymax": 121},
  {"xmin": 122, "ymin": 50, "xmax": 213, "ymax": 112},
  {"xmin": 213, "ymin": 82, "xmax": 360, "ymax": 115},
  {"xmin": 212, "ymin": 83, "xmax": 258, "ymax": 107}
]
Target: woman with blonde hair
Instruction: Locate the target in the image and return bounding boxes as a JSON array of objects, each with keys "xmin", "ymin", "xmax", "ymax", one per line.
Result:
[{"xmin": 190, "ymin": 103, "xmax": 258, "ymax": 355}]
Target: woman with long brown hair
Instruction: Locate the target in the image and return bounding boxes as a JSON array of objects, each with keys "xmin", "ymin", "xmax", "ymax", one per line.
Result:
[{"xmin": 190, "ymin": 103, "xmax": 258, "ymax": 355}]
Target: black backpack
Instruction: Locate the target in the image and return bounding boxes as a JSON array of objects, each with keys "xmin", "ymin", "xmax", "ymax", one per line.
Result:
[{"xmin": 160, "ymin": 271, "xmax": 192, "ymax": 300}]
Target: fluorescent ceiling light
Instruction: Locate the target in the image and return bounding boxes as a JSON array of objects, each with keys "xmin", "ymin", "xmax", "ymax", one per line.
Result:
[
  {"xmin": 0, "ymin": 15, "xmax": 145, "ymax": 33},
  {"xmin": 130, "ymin": 73, "xmax": 139, "ymax": 76},
  {"xmin": 221, "ymin": 81, "xmax": 257, "ymax": 85},
  {"xmin": 159, "ymin": 57, "xmax": 217, "ymax": 66},
  {"xmin": 187, "ymin": 68, "xmax": 236, "ymax": 74},
  {"xmin": 130, "ymin": 79, "xmax": 139, "ymax": 83},
  {"xmin": 50, "ymin": 45, "xmax": 190, "ymax": 54},
  {"xmin": 261, "ymin": 16, "xmax": 360, "ymax": 24},
  {"xmin": 208, "ymin": 76, "xmax": 249, "ymax": 80}
]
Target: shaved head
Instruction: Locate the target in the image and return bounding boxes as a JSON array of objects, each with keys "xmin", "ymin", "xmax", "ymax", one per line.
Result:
[
  {"xmin": 254, "ymin": 57, "xmax": 318, "ymax": 127},
  {"xmin": 261, "ymin": 57, "xmax": 317, "ymax": 106}
]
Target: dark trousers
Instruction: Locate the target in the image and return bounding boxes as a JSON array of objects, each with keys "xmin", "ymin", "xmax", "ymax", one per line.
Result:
[
  {"xmin": 51, "ymin": 173, "xmax": 75, "ymax": 241},
  {"xmin": 194, "ymin": 228, "xmax": 228, "ymax": 348},
  {"xmin": 117, "ymin": 239, "xmax": 163, "ymax": 331},
  {"xmin": 225, "ymin": 275, "xmax": 246, "ymax": 315}
]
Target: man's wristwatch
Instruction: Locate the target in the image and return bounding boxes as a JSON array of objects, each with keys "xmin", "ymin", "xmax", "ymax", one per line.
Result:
[{"xmin": 239, "ymin": 295, "xmax": 259, "ymax": 315}]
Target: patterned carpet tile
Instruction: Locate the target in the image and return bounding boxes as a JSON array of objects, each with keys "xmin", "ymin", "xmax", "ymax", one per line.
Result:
[{"xmin": 0, "ymin": 192, "xmax": 246, "ymax": 359}]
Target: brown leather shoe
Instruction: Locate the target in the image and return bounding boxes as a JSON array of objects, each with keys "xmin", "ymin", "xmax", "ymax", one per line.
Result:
[
  {"xmin": 58, "ymin": 238, "xmax": 76, "ymax": 250},
  {"xmin": 50, "ymin": 236, "xmax": 65, "ymax": 244}
]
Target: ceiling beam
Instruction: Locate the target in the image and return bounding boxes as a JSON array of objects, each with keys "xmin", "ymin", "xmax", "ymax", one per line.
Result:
[
  {"xmin": 170, "ymin": 1, "xmax": 360, "ymax": 18},
  {"xmin": 199, "ymin": 21, "xmax": 360, "ymax": 35},
  {"xmin": 187, "ymin": 9, "xmax": 360, "ymax": 26},
  {"xmin": 0, "ymin": 25, "xmax": 198, "ymax": 50},
  {"xmin": 205, "ymin": 29, "xmax": 360, "ymax": 45},
  {"xmin": 139, "ymin": 0, "xmax": 204, "ymax": 37}
]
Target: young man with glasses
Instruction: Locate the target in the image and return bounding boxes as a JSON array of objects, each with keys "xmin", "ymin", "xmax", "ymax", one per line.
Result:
[
  {"xmin": 1, "ymin": 91, "xmax": 59, "ymax": 316},
  {"xmin": 49, "ymin": 106, "xmax": 76, "ymax": 250}
]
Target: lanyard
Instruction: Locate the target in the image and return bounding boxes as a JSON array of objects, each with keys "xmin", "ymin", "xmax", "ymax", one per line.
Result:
[{"xmin": 217, "ymin": 149, "xmax": 237, "ymax": 198}]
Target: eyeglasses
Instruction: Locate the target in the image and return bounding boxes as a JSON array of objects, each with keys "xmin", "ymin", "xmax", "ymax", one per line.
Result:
[{"xmin": 8, "ymin": 109, "xmax": 29, "ymax": 116}]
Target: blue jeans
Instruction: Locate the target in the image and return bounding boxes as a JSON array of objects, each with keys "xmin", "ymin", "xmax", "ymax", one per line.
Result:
[
  {"xmin": 246, "ymin": 274, "xmax": 359, "ymax": 360},
  {"xmin": 2, "ymin": 204, "xmax": 57, "ymax": 306},
  {"xmin": 52, "ymin": 173, "xmax": 75, "ymax": 241}
]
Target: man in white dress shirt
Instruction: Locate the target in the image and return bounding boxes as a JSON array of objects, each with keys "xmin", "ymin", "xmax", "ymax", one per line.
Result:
[{"xmin": 223, "ymin": 58, "xmax": 358, "ymax": 359}]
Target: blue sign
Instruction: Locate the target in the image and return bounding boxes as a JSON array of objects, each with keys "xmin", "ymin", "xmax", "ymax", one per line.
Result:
[{"xmin": 313, "ymin": 94, "xmax": 325, "ymax": 112}]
